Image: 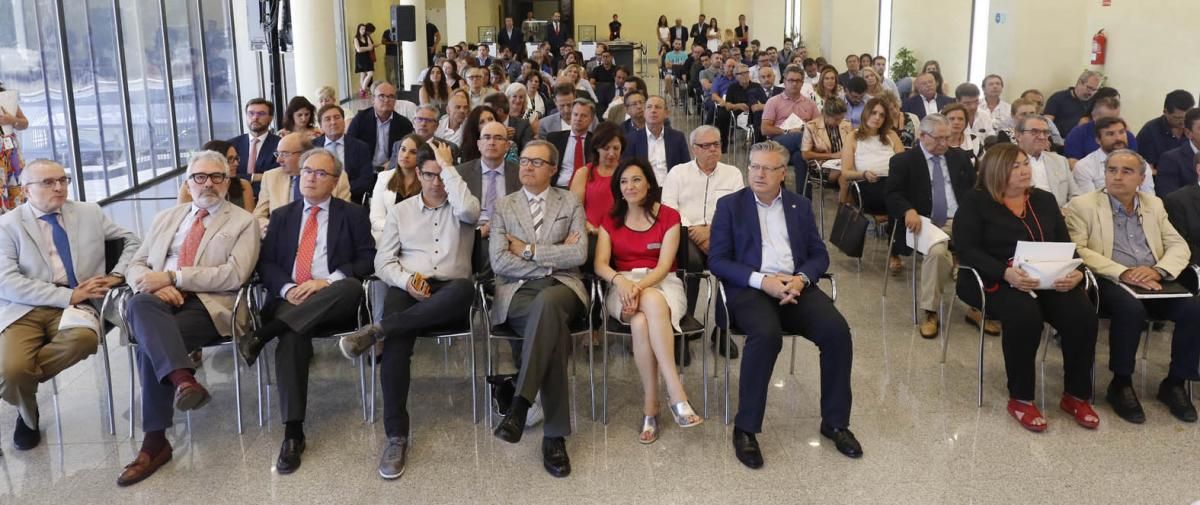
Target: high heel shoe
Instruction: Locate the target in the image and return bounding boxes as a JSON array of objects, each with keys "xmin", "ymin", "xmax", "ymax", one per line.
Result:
[
  {"xmin": 670, "ymin": 401, "xmax": 704, "ymax": 428},
  {"xmin": 639, "ymin": 415, "xmax": 658, "ymax": 444}
]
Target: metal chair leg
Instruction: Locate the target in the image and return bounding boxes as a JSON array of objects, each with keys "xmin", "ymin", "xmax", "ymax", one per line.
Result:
[
  {"xmin": 127, "ymin": 344, "xmax": 136, "ymax": 439},
  {"xmin": 976, "ymin": 297, "xmax": 987, "ymax": 408},
  {"xmin": 232, "ymin": 343, "xmax": 243, "ymax": 434},
  {"xmin": 99, "ymin": 333, "xmax": 116, "ymax": 435}
]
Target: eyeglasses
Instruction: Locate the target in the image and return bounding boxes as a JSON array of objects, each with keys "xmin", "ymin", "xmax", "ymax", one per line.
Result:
[
  {"xmin": 413, "ymin": 116, "xmax": 438, "ymax": 124},
  {"xmin": 188, "ymin": 172, "xmax": 227, "ymax": 184},
  {"xmin": 748, "ymin": 163, "xmax": 785, "ymax": 173},
  {"xmin": 274, "ymin": 150, "xmax": 298, "ymax": 159},
  {"xmin": 246, "ymin": 111, "xmax": 271, "ymax": 118},
  {"xmin": 26, "ymin": 176, "xmax": 72, "ymax": 188},
  {"xmin": 480, "ymin": 134, "xmax": 507, "ymax": 142},
  {"xmin": 374, "ymin": 94, "xmax": 397, "ymax": 101},
  {"xmin": 418, "ymin": 170, "xmax": 440, "ymax": 180},
  {"xmin": 693, "ymin": 141, "xmax": 721, "ymax": 151},
  {"xmin": 519, "ymin": 157, "xmax": 552, "ymax": 168},
  {"xmin": 922, "ymin": 133, "xmax": 953, "ymax": 143},
  {"xmin": 300, "ymin": 167, "xmax": 335, "ymax": 179},
  {"xmin": 1021, "ymin": 128, "xmax": 1051, "ymax": 137}
]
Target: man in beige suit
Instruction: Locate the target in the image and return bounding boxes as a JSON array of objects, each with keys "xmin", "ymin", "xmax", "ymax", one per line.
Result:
[
  {"xmin": 117, "ymin": 151, "xmax": 260, "ymax": 487},
  {"xmin": 0, "ymin": 159, "xmax": 139, "ymax": 450},
  {"xmin": 1016, "ymin": 114, "xmax": 1079, "ymax": 208},
  {"xmin": 1066, "ymin": 148, "xmax": 1200, "ymax": 426},
  {"xmin": 253, "ymin": 132, "xmax": 351, "ymax": 234}
]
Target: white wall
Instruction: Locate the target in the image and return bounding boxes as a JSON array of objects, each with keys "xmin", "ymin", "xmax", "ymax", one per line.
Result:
[{"xmin": 889, "ymin": 0, "xmax": 972, "ymax": 84}]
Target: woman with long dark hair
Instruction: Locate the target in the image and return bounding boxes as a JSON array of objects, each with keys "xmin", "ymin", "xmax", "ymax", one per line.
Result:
[
  {"xmin": 419, "ymin": 65, "xmax": 451, "ymax": 113},
  {"xmin": 569, "ymin": 122, "xmax": 624, "ymax": 236},
  {"xmin": 369, "ymin": 134, "xmax": 427, "ymax": 240},
  {"xmin": 178, "ymin": 140, "xmax": 255, "ymax": 212},
  {"xmin": 593, "ymin": 158, "xmax": 702, "ymax": 444},
  {"xmin": 441, "ymin": 59, "xmax": 462, "ymax": 90},
  {"xmin": 354, "ymin": 23, "xmax": 380, "ymax": 98},
  {"xmin": 457, "ymin": 105, "xmax": 498, "ymax": 162},
  {"xmin": 279, "ymin": 96, "xmax": 320, "ymax": 139},
  {"xmin": 838, "ymin": 97, "xmax": 903, "ymax": 209}
]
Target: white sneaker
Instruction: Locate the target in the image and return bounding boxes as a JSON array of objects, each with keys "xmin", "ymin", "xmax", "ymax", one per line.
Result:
[{"xmin": 525, "ymin": 394, "xmax": 544, "ymax": 428}]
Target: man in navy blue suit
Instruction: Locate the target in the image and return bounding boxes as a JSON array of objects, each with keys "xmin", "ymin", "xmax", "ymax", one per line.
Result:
[
  {"xmin": 901, "ymin": 73, "xmax": 952, "ymax": 119},
  {"xmin": 708, "ymin": 141, "xmax": 861, "ymax": 468},
  {"xmin": 1154, "ymin": 108, "xmax": 1200, "ymax": 198},
  {"xmin": 238, "ymin": 148, "xmax": 376, "ymax": 475},
  {"xmin": 313, "ymin": 104, "xmax": 375, "ymax": 204},
  {"xmin": 228, "ymin": 98, "xmax": 280, "ymax": 193},
  {"xmin": 625, "ymin": 95, "xmax": 690, "ymax": 182},
  {"xmin": 346, "ymin": 82, "xmax": 415, "ymax": 171}
]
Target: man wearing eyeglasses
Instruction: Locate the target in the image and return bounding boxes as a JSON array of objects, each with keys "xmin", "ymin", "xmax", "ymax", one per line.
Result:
[
  {"xmin": 0, "ymin": 159, "xmax": 139, "ymax": 451},
  {"xmin": 488, "ymin": 140, "xmax": 588, "ymax": 477},
  {"xmin": 709, "ymin": 141, "xmax": 860, "ymax": 468},
  {"xmin": 314, "ymin": 104, "xmax": 374, "ymax": 204},
  {"xmin": 346, "ymin": 82, "xmax": 415, "ymax": 171},
  {"xmin": 1044, "ymin": 70, "xmax": 1102, "ymax": 141},
  {"xmin": 240, "ymin": 148, "xmax": 376, "ymax": 475},
  {"xmin": 465, "ymin": 67, "xmax": 498, "ymax": 109},
  {"xmin": 885, "ymin": 114, "xmax": 982, "ymax": 339},
  {"xmin": 228, "ymin": 98, "xmax": 280, "ymax": 194},
  {"xmin": 337, "ymin": 140, "xmax": 479, "ymax": 480},
  {"xmin": 403, "ymin": 105, "xmax": 461, "ymax": 164},
  {"xmin": 1015, "ymin": 114, "xmax": 1078, "ymax": 208},
  {"xmin": 253, "ymin": 133, "xmax": 351, "ymax": 235},
  {"xmin": 118, "ymin": 151, "xmax": 260, "ymax": 486}
]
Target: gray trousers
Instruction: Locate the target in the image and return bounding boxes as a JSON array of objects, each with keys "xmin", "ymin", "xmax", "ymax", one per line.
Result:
[
  {"xmin": 506, "ymin": 278, "xmax": 584, "ymax": 438},
  {"xmin": 128, "ymin": 293, "xmax": 221, "ymax": 433},
  {"xmin": 269, "ymin": 278, "xmax": 364, "ymax": 423}
]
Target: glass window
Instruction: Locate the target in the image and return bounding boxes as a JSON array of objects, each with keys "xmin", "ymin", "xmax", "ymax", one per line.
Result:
[
  {"xmin": 201, "ymin": 0, "xmax": 240, "ymax": 140},
  {"xmin": 121, "ymin": 0, "xmax": 175, "ymax": 182},
  {"xmin": 165, "ymin": 0, "xmax": 209, "ymax": 163}
]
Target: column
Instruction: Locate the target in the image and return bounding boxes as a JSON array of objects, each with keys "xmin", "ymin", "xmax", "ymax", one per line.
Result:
[
  {"xmin": 445, "ymin": 0, "xmax": 467, "ymax": 46},
  {"xmin": 291, "ymin": 0, "xmax": 340, "ymax": 102},
  {"xmin": 401, "ymin": 0, "xmax": 428, "ymax": 89}
]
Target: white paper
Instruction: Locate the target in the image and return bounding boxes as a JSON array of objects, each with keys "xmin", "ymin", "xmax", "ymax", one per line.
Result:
[
  {"xmin": 1021, "ymin": 259, "xmax": 1083, "ymax": 289},
  {"xmin": 0, "ymin": 91, "xmax": 17, "ymax": 135},
  {"xmin": 1013, "ymin": 241, "xmax": 1078, "ymax": 289},
  {"xmin": 821, "ymin": 159, "xmax": 842, "ymax": 171},
  {"xmin": 905, "ymin": 216, "xmax": 949, "ymax": 255},
  {"xmin": 59, "ymin": 304, "xmax": 101, "ymax": 335},
  {"xmin": 777, "ymin": 113, "xmax": 806, "ymax": 131}
]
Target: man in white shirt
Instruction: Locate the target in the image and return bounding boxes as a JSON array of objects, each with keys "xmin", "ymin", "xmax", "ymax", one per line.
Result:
[
  {"xmin": 546, "ymin": 99, "xmax": 595, "ymax": 188},
  {"xmin": 981, "ymin": 74, "xmax": 1012, "ymax": 131},
  {"xmin": 338, "ymin": 141, "xmax": 480, "ymax": 480},
  {"xmin": 872, "ymin": 56, "xmax": 899, "ymax": 99},
  {"xmin": 954, "ymin": 82, "xmax": 995, "ymax": 137},
  {"xmin": 436, "ymin": 92, "xmax": 470, "ymax": 146},
  {"xmin": 1074, "ymin": 117, "xmax": 1155, "ymax": 194}
]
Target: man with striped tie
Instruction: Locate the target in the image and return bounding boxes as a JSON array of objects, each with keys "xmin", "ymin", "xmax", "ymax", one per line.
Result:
[
  {"xmin": 120, "ymin": 151, "xmax": 261, "ymax": 486},
  {"xmin": 240, "ymin": 148, "xmax": 376, "ymax": 475},
  {"xmin": 487, "ymin": 140, "xmax": 588, "ymax": 477}
]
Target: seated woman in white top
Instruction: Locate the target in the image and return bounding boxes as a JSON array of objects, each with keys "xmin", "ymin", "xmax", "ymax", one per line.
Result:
[
  {"xmin": 942, "ymin": 103, "xmax": 984, "ymax": 164},
  {"xmin": 559, "ymin": 64, "xmax": 597, "ymax": 103},
  {"xmin": 369, "ymin": 134, "xmax": 427, "ymax": 241},
  {"xmin": 837, "ymin": 97, "xmax": 904, "ymax": 214}
]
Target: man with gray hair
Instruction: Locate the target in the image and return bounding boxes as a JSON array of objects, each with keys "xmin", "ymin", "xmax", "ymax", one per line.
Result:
[
  {"xmin": 239, "ymin": 147, "xmax": 376, "ymax": 474},
  {"xmin": 1066, "ymin": 147, "xmax": 1200, "ymax": 425},
  {"xmin": 709, "ymin": 140, "xmax": 860, "ymax": 467},
  {"xmin": 254, "ymin": 132, "xmax": 352, "ymax": 234},
  {"xmin": 0, "ymin": 159, "xmax": 139, "ymax": 450},
  {"xmin": 1014, "ymin": 114, "xmax": 1078, "ymax": 207},
  {"xmin": 1044, "ymin": 70, "xmax": 1102, "ymax": 139},
  {"xmin": 399, "ymin": 104, "xmax": 461, "ymax": 164},
  {"xmin": 119, "ymin": 151, "xmax": 261, "ymax": 486},
  {"xmin": 885, "ymin": 114, "xmax": 984, "ymax": 339}
]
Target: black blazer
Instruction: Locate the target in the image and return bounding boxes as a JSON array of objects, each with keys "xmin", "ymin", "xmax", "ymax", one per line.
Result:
[
  {"xmin": 669, "ymin": 25, "xmax": 689, "ymax": 47},
  {"xmin": 953, "ymin": 188, "xmax": 1071, "ymax": 288},
  {"xmin": 258, "ymin": 198, "xmax": 376, "ymax": 302},
  {"xmin": 546, "ymin": 130, "xmax": 593, "ymax": 187},
  {"xmin": 624, "ymin": 126, "xmax": 691, "ymax": 173},
  {"xmin": 1155, "ymin": 144, "xmax": 1199, "ymax": 198},
  {"xmin": 1164, "ymin": 183, "xmax": 1200, "ymax": 264},
  {"xmin": 885, "ymin": 146, "xmax": 976, "ymax": 220},
  {"xmin": 901, "ymin": 94, "xmax": 954, "ymax": 119},
  {"xmin": 498, "ymin": 27, "xmax": 524, "ymax": 56},
  {"xmin": 547, "ymin": 21, "xmax": 569, "ymax": 50},
  {"xmin": 230, "ymin": 132, "xmax": 280, "ymax": 180},
  {"xmin": 345, "ymin": 108, "xmax": 415, "ymax": 167},
  {"xmin": 313, "ymin": 135, "xmax": 375, "ymax": 205}
]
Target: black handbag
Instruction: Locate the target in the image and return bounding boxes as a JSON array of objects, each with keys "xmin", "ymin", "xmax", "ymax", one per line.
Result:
[{"xmin": 829, "ymin": 203, "xmax": 869, "ymax": 258}]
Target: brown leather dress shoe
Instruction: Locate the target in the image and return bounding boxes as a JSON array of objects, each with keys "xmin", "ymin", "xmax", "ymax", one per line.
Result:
[
  {"xmin": 888, "ymin": 256, "xmax": 904, "ymax": 276},
  {"xmin": 965, "ymin": 309, "xmax": 1001, "ymax": 336},
  {"xmin": 919, "ymin": 311, "xmax": 939, "ymax": 339},
  {"xmin": 174, "ymin": 381, "xmax": 212, "ymax": 411},
  {"xmin": 117, "ymin": 443, "xmax": 173, "ymax": 487}
]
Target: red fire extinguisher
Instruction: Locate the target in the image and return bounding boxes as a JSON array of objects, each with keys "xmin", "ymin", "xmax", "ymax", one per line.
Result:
[{"xmin": 1091, "ymin": 29, "xmax": 1107, "ymax": 65}]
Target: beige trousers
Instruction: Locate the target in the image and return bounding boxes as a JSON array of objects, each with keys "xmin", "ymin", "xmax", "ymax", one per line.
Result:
[{"xmin": 0, "ymin": 307, "xmax": 99, "ymax": 426}]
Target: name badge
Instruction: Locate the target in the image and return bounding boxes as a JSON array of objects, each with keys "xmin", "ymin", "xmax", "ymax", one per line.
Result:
[
  {"xmin": 646, "ymin": 242, "xmax": 662, "ymax": 250},
  {"xmin": 1, "ymin": 136, "xmax": 15, "ymax": 152}
]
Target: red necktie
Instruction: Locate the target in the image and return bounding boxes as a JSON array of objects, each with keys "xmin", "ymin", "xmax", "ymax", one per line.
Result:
[
  {"xmin": 294, "ymin": 206, "xmax": 320, "ymax": 284},
  {"xmin": 574, "ymin": 135, "xmax": 585, "ymax": 170},
  {"xmin": 178, "ymin": 209, "xmax": 209, "ymax": 268}
]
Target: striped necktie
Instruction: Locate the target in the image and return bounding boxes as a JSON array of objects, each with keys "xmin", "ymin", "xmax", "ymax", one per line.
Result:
[{"xmin": 530, "ymin": 196, "xmax": 544, "ymax": 238}]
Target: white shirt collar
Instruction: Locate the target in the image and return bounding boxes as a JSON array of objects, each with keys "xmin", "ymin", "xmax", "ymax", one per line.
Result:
[
  {"xmin": 250, "ymin": 130, "xmax": 270, "ymax": 143},
  {"xmin": 753, "ymin": 189, "xmax": 784, "ymax": 207},
  {"xmin": 192, "ymin": 200, "xmax": 224, "ymax": 215},
  {"xmin": 481, "ymin": 157, "xmax": 505, "ymax": 173},
  {"xmin": 302, "ymin": 197, "xmax": 331, "ymax": 213},
  {"xmin": 523, "ymin": 186, "xmax": 550, "ymax": 202},
  {"xmin": 647, "ymin": 126, "xmax": 665, "ymax": 141}
]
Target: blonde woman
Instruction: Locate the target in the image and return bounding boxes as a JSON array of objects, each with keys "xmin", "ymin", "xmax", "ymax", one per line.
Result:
[
  {"xmin": 316, "ymin": 86, "xmax": 336, "ymax": 108},
  {"xmin": 860, "ymin": 67, "xmax": 886, "ymax": 99},
  {"xmin": 559, "ymin": 64, "xmax": 597, "ymax": 102}
]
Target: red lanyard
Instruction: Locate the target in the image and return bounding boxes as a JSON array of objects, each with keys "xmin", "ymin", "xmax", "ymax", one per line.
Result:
[{"xmin": 1016, "ymin": 197, "xmax": 1045, "ymax": 242}]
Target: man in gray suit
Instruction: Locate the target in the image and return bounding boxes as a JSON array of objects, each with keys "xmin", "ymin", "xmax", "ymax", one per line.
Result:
[
  {"xmin": 489, "ymin": 140, "xmax": 588, "ymax": 478},
  {"xmin": 1017, "ymin": 114, "xmax": 1079, "ymax": 208},
  {"xmin": 0, "ymin": 159, "xmax": 139, "ymax": 450},
  {"xmin": 117, "ymin": 151, "xmax": 261, "ymax": 487}
]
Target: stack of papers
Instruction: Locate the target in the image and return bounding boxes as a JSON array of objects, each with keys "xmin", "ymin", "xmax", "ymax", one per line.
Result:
[
  {"xmin": 1013, "ymin": 241, "xmax": 1080, "ymax": 289},
  {"xmin": 905, "ymin": 216, "xmax": 949, "ymax": 255},
  {"xmin": 777, "ymin": 113, "xmax": 806, "ymax": 131}
]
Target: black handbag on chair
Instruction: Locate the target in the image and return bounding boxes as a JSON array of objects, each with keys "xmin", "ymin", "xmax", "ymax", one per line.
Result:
[{"xmin": 829, "ymin": 203, "xmax": 869, "ymax": 258}]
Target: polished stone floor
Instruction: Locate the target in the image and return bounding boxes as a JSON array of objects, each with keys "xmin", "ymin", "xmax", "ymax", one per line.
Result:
[{"xmin": 5, "ymin": 82, "xmax": 1200, "ymax": 505}]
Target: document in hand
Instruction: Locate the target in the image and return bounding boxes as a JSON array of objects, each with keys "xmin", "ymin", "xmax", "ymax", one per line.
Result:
[
  {"xmin": 1119, "ymin": 281, "xmax": 1193, "ymax": 299},
  {"xmin": 777, "ymin": 113, "xmax": 806, "ymax": 131},
  {"xmin": 1013, "ymin": 241, "xmax": 1079, "ymax": 289},
  {"xmin": 905, "ymin": 216, "xmax": 949, "ymax": 255}
]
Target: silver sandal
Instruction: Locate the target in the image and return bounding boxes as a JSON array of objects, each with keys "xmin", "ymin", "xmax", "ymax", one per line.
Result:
[
  {"xmin": 639, "ymin": 415, "xmax": 659, "ymax": 444},
  {"xmin": 670, "ymin": 401, "xmax": 704, "ymax": 428}
]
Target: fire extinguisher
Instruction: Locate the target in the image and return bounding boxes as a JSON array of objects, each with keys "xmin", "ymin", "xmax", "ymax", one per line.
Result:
[{"xmin": 1091, "ymin": 29, "xmax": 1107, "ymax": 65}]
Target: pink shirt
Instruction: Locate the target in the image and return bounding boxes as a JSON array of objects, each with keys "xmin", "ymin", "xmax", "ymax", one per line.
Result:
[{"xmin": 762, "ymin": 92, "xmax": 819, "ymax": 128}]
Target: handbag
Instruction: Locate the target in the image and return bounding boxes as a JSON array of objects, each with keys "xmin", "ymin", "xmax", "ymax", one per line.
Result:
[{"xmin": 829, "ymin": 203, "xmax": 869, "ymax": 258}]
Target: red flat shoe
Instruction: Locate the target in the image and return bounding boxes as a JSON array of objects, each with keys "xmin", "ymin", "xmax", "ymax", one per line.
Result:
[
  {"xmin": 1007, "ymin": 399, "xmax": 1047, "ymax": 432},
  {"xmin": 1059, "ymin": 394, "xmax": 1100, "ymax": 429}
]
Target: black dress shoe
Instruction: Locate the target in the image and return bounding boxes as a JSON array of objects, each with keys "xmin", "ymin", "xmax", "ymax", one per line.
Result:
[
  {"xmin": 820, "ymin": 424, "xmax": 863, "ymax": 459},
  {"xmin": 13, "ymin": 415, "xmax": 40, "ymax": 451},
  {"xmin": 541, "ymin": 437, "xmax": 571, "ymax": 478},
  {"xmin": 493, "ymin": 404, "xmax": 528, "ymax": 444},
  {"xmin": 731, "ymin": 428, "xmax": 763, "ymax": 469},
  {"xmin": 238, "ymin": 333, "xmax": 267, "ymax": 367},
  {"xmin": 1156, "ymin": 379, "xmax": 1198, "ymax": 423},
  {"xmin": 275, "ymin": 437, "xmax": 306, "ymax": 474},
  {"xmin": 486, "ymin": 374, "xmax": 516, "ymax": 416},
  {"xmin": 712, "ymin": 331, "xmax": 740, "ymax": 360},
  {"xmin": 1106, "ymin": 381, "xmax": 1146, "ymax": 424}
]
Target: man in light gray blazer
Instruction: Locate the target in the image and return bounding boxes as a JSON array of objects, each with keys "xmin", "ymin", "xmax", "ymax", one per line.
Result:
[
  {"xmin": 1016, "ymin": 114, "xmax": 1080, "ymax": 207},
  {"xmin": 117, "ymin": 151, "xmax": 260, "ymax": 487},
  {"xmin": 488, "ymin": 140, "xmax": 587, "ymax": 478},
  {"xmin": 0, "ymin": 159, "xmax": 139, "ymax": 450}
]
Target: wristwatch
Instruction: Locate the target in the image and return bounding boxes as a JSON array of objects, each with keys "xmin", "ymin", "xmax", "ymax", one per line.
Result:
[
  {"xmin": 797, "ymin": 273, "xmax": 811, "ymax": 287},
  {"xmin": 522, "ymin": 244, "xmax": 534, "ymax": 260}
]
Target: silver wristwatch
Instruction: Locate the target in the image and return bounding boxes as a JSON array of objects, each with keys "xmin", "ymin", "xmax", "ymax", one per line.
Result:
[{"xmin": 522, "ymin": 244, "xmax": 534, "ymax": 260}]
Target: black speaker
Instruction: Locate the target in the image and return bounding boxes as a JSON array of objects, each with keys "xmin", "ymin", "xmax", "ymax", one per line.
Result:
[{"xmin": 392, "ymin": 5, "xmax": 416, "ymax": 42}]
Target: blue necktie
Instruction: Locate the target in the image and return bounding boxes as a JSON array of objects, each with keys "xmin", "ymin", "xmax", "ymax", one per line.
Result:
[
  {"xmin": 930, "ymin": 155, "xmax": 948, "ymax": 227},
  {"xmin": 39, "ymin": 214, "xmax": 78, "ymax": 288},
  {"xmin": 291, "ymin": 175, "xmax": 301, "ymax": 202}
]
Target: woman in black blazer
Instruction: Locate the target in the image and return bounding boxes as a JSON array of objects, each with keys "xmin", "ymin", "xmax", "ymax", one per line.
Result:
[{"xmin": 952, "ymin": 144, "xmax": 1099, "ymax": 433}]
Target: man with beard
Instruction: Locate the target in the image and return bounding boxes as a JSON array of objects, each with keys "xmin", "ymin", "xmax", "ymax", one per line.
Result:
[
  {"xmin": 229, "ymin": 98, "xmax": 279, "ymax": 192},
  {"xmin": 1073, "ymin": 117, "xmax": 1155, "ymax": 194}
]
